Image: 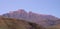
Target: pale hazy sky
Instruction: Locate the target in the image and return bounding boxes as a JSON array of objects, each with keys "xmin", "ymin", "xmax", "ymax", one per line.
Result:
[{"xmin": 0, "ymin": 0, "xmax": 60, "ymax": 18}]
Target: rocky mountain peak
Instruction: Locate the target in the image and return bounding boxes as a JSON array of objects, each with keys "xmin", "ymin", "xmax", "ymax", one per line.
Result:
[{"xmin": 2, "ymin": 9, "xmax": 60, "ymax": 27}]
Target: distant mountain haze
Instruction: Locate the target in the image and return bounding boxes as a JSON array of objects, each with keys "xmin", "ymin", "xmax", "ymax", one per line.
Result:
[{"xmin": 2, "ymin": 9, "xmax": 60, "ymax": 27}]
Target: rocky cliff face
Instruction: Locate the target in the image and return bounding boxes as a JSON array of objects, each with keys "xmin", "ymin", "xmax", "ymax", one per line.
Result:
[
  {"xmin": 0, "ymin": 16, "xmax": 45, "ymax": 29},
  {"xmin": 2, "ymin": 9, "xmax": 60, "ymax": 27}
]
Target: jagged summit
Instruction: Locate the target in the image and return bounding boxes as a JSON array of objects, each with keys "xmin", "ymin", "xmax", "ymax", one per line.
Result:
[
  {"xmin": 17, "ymin": 9, "xmax": 26, "ymax": 13},
  {"xmin": 9, "ymin": 9, "xmax": 27, "ymax": 14}
]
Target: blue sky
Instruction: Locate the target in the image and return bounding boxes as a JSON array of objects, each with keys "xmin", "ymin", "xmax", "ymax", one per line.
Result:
[{"xmin": 0, "ymin": 0, "xmax": 60, "ymax": 18}]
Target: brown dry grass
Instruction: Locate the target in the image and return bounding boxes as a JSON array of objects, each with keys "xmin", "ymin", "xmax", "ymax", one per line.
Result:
[
  {"xmin": 0, "ymin": 16, "xmax": 45, "ymax": 29},
  {"xmin": 46, "ymin": 24, "xmax": 60, "ymax": 29}
]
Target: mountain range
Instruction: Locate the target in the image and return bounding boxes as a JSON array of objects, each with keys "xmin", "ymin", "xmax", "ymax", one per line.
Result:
[{"xmin": 2, "ymin": 9, "xmax": 60, "ymax": 27}]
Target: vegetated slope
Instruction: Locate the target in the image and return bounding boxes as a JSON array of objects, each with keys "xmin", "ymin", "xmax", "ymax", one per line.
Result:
[
  {"xmin": 46, "ymin": 23, "xmax": 60, "ymax": 29},
  {"xmin": 46, "ymin": 19, "xmax": 60, "ymax": 29},
  {"xmin": 0, "ymin": 16, "xmax": 45, "ymax": 29},
  {"xmin": 2, "ymin": 9, "xmax": 60, "ymax": 27}
]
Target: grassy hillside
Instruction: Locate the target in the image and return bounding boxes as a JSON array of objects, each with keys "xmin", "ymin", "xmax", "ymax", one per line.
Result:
[
  {"xmin": 46, "ymin": 24, "xmax": 60, "ymax": 29},
  {"xmin": 0, "ymin": 16, "xmax": 45, "ymax": 29}
]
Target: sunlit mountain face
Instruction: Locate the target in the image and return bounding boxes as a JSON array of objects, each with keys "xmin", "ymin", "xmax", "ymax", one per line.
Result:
[{"xmin": 2, "ymin": 9, "xmax": 60, "ymax": 27}]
